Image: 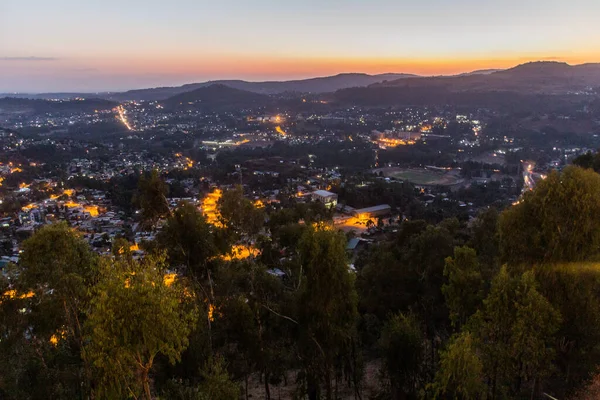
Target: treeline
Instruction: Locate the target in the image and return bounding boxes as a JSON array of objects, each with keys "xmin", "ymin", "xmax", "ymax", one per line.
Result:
[
  {"xmin": 0, "ymin": 97, "xmax": 116, "ymax": 114},
  {"xmin": 3, "ymin": 165, "xmax": 600, "ymax": 399}
]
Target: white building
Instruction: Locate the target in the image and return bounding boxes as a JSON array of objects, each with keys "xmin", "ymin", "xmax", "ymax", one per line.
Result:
[{"xmin": 311, "ymin": 190, "xmax": 338, "ymax": 208}]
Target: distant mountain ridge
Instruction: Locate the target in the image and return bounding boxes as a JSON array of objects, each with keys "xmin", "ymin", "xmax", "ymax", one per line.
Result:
[
  {"xmin": 163, "ymin": 84, "xmax": 271, "ymax": 110},
  {"xmin": 3, "ymin": 61, "xmax": 599, "ymax": 102},
  {"xmin": 329, "ymin": 62, "xmax": 600, "ymax": 113},
  {"xmin": 372, "ymin": 61, "xmax": 600, "ymax": 94},
  {"xmin": 109, "ymin": 73, "xmax": 418, "ymax": 101},
  {"xmin": 454, "ymin": 69, "xmax": 504, "ymax": 77},
  {"xmin": 0, "ymin": 97, "xmax": 117, "ymax": 114}
]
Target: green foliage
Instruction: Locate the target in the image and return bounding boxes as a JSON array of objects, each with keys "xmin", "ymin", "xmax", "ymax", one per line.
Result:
[
  {"xmin": 218, "ymin": 185, "xmax": 264, "ymax": 239},
  {"xmin": 500, "ymin": 166, "xmax": 600, "ymax": 264},
  {"xmin": 469, "ymin": 207, "xmax": 500, "ymax": 275},
  {"xmin": 535, "ymin": 263, "xmax": 600, "ymax": 393},
  {"xmin": 197, "ymin": 356, "xmax": 241, "ymax": 400},
  {"xmin": 443, "ymin": 246, "xmax": 484, "ymax": 329},
  {"xmin": 84, "ymin": 253, "xmax": 198, "ymax": 399},
  {"xmin": 378, "ymin": 313, "xmax": 424, "ymax": 399},
  {"xmin": 18, "ymin": 222, "xmax": 97, "ymax": 302},
  {"xmin": 157, "ymin": 202, "xmax": 220, "ymax": 279},
  {"xmin": 357, "ymin": 220, "xmax": 454, "ymax": 328},
  {"xmin": 159, "ymin": 356, "xmax": 240, "ymax": 400},
  {"xmin": 297, "ymin": 225, "xmax": 358, "ymax": 400},
  {"xmin": 137, "ymin": 169, "xmax": 170, "ymax": 229},
  {"xmin": 0, "ymin": 222, "xmax": 97, "ymax": 399},
  {"xmin": 431, "ymin": 332, "xmax": 486, "ymax": 400},
  {"xmin": 18, "ymin": 221, "xmax": 97, "ymax": 347},
  {"xmin": 573, "ymin": 151, "xmax": 600, "ymax": 172},
  {"xmin": 8, "ymin": 161, "xmax": 600, "ymax": 400},
  {"xmin": 468, "ymin": 267, "xmax": 561, "ymax": 398},
  {"xmin": 111, "ymin": 236, "xmax": 134, "ymax": 259}
]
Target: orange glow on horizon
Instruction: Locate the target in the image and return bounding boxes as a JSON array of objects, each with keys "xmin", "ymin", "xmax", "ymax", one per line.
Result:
[{"xmin": 74, "ymin": 52, "xmax": 600, "ymax": 80}]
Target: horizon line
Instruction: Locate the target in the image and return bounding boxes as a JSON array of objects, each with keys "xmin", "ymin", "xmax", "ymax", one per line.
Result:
[{"xmin": 2, "ymin": 59, "xmax": 599, "ymax": 95}]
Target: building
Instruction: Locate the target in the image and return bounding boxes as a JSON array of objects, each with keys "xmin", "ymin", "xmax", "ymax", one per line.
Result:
[
  {"xmin": 353, "ymin": 204, "xmax": 391, "ymax": 219},
  {"xmin": 311, "ymin": 190, "xmax": 338, "ymax": 208}
]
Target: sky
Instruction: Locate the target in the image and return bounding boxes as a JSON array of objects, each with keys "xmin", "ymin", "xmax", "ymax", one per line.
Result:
[{"xmin": 1, "ymin": 0, "xmax": 599, "ymax": 93}]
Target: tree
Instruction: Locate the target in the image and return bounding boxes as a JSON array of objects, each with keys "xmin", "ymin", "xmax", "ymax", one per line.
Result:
[
  {"xmin": 137, "ymin": 169, "xmax": 170, "ymax": 230},
  {"xmin": 535, "ymin": 263, "xmax": 600, "ymax": 394},
  {"xmin": 213, "ymin": 260, "xmax": 294, "ymax": 400},
  {"xmin": 573, "ymin": 150, "xmax": 600, "ymax": 172},
  {"xmin": 404, "ymin": 224, "xmax": 454, "ymax": 366},
  {"xmin": 378, "ymin": 313, "xmax": 424, "ymax": 399},
  {"xmin": 442, "ymin": 246, "xmax": 484, "ymax": 329},
  {"xmin": 111, "ymin": 236, "xmax": 134, "ymax": 260},
  {"xmin": 196, "ymin": 356, "xmax": 241, "ymax": 400},
  {"xmin": 431, "ymin": 332, "xmax": 486, "ymax": 400},
  {"xmin": 2, "ymin": 223, "xmax": 97, "ymax": 398},
  {"xmin": 158, "ymin": 202, "xmax": 220, "ymax": 280},
  {"xmin": 500, "ymin": 166, "xmax": 600, "ymax": 264},
  {"xmin": 85, "ymin": 253, "xmax": 198, "ymax": 400},
  {"xmin": 468, "ymin": 267, "xmax": 561, "ymax": 399},
  {"xmin": 18, "ymin": 220, "xmax": 97, "ymax": 314},
  {"xmin": 159, "ymin": 356, "xmax": 240, "ymax": 400},
  {"xmin": 468, "ymin": 207, "xmax": 500, "ymax": 277},
  {"xmin": 218, "ymin": 185, "xmax": 264, "ymax": 240},
  {"xmin": 297, "ymin": 225, "xmax": 358, "ymax": 400}
]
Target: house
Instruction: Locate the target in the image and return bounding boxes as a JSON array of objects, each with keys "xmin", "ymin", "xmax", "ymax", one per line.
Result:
[
  {"xmin": 353, "ymin": 204, "xmax": 391, "ymax": 219},
  {"xmin": 311, "ymin": 190, "xmax": 338, "ymax": 208}
]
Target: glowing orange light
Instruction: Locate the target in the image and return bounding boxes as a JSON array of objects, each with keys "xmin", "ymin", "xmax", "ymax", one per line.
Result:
[
  {"xmin": 84, "ymin": 205, "xmax": 99, "ymax": 217},
  {"xmin": 50, "ymin": 329, "xmax": 66, "ymax": 347},
  {"xmin": 221, "ymin": 245, "xmax": 259, "ymax": 261},
  {"xmin": 22, "ymin": 203, "xmax": 37, "ymax": 211},
  {"xmin": 3, "ymin": 290, "xmax": 34, "ymax": 299},
  {"xmin": 115, "ymin": 105, "xmax": 134, "ymax": 131},
  {"xmin": 201, "ymin": 189, "xmax": 223, "ymax": 227},
  {"xmin": 164, "ymin": 273, "xmax": 177, "ymax": 287},
  {"xmin": 275, "ymin": 126, "xmax": 287, "ymax": 137}
]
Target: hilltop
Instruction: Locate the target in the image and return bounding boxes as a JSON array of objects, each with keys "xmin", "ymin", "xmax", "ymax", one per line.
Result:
[
  {"xmin": 372, "ymin": 61, "xmax": 600, "ymax": 94},
  {"xmin": 106, "ymin": 73, "xmax": 418, "ymax": 101},
  {"xmin": 162, "ymin": 84, "xmax": 272, "ymax": 110}
]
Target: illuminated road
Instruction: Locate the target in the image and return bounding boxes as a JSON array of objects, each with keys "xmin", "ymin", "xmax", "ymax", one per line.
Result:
[
  {"xmin": 275, "ymin": 126, "xmax": 287, "ymax": 137},
  {"xmin": 115, "ymin": 105, "xmax": 134, "ymax": 131},
  {"xmin": 522, "ymin": 162, "xmax": 535, "ymax": 192}
]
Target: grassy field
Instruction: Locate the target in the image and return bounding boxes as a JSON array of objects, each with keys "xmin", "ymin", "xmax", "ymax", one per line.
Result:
[{"xmin": 377, "ymin": 168, "xmax": 462, "ymax": 186}]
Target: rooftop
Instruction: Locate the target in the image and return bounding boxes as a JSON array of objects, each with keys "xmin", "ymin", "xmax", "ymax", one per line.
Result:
[
  {"xmin": 313, "ymin": 189, "xmax": 337, "ymax": 197},
  {"xmin": 354, "ymin": 204, "xmax": 392, "ymax": 213}
]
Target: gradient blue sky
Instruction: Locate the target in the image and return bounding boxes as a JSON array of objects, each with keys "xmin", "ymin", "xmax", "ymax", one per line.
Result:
[{"xmin": 1, "ymin": 0, "xmax": 599, "ymax": 92}]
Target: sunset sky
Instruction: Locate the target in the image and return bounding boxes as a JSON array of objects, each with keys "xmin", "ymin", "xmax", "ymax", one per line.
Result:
[{"xmin": 1, "ymin": 0, "xmax": 599, "ymax": 92}]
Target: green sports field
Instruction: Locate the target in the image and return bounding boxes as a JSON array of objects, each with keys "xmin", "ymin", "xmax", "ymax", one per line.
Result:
[{"xmin": 377, "ymin": 168, "xmax": 463, "ymax": 186}]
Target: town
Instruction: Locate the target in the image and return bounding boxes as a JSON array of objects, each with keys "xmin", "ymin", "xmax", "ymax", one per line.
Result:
[
  {"xmin": 2, "ymin": 61, "xmax": 600, "ymax": 399},
  {"xmin": 0, "ymin": 89, "xmax": 598, "ymax": 266}
]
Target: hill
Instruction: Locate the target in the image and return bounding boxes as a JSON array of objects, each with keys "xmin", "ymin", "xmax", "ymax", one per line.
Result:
[
  {"xmin": 329, "ymin": 62, "xmax": 600, "ymax": 112},
  {"xmin": 454, "ymin": 68, "xmax": 504, "ymax": 77},
  {"xmin": 111, "ymin": 73, "xmax": 417, "ymax": 101},
  {"xmin": 373, "ymin": 62, "xmax": 600, "ymax": 94},
  {"xmin": 0, "ymin": 97, "xmax": 117, "ymax": 115},
  {"xmin": 162, "ymin": 84, "xmax": 272, "ymax": 110},
  {"xmin": 0, "ymin": 92, "xmax": 113, "ymax": 100}
]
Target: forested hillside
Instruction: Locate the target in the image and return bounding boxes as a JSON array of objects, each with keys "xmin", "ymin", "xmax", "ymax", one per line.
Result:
[{"xmin": 3, "ymin": 164, "xmax": 600, "ymax": 400}]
